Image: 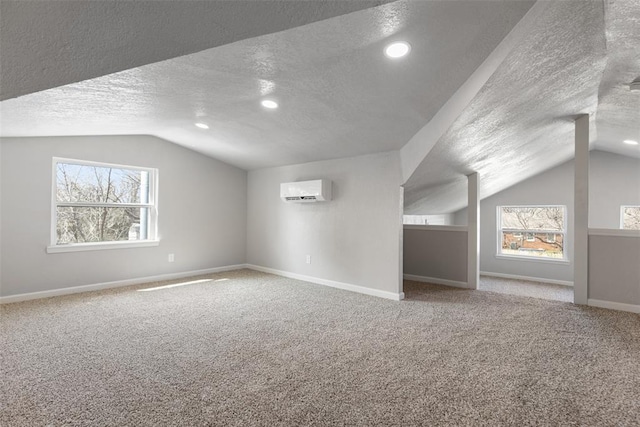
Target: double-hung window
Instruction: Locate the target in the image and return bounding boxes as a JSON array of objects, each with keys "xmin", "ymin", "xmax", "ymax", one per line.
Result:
[
  {"xmin": 49, "ymin": 158, "xmax": 158, "ymax": 252},
  {"xmin": 497, "ymin": 205, "xmax": 567, "ymax": 260}
]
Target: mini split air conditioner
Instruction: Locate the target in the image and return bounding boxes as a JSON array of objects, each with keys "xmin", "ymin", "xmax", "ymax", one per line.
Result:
[{"xmin": 280, "ymin": 179, "xmax": 332, "ymax": 203}]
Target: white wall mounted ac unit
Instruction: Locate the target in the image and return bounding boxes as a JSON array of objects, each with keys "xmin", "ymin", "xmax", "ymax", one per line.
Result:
[{"xmin": 280, "ymin": 179, "xmax": 332, "ymax": 203}]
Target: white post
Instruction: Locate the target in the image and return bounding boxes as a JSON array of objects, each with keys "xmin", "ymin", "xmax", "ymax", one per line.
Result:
[
  {"xmin": 467, "ymin": 173, "xmax": 480, "ymax": 289},
  {"xmin": 398, "ymin": 186, "xmax": 405, "ymax": 299},
  {"xmin": 574, "ymin": 114, "xmax": 589, "ymax": 305},
  {"xmin": 140, "ymin": 171, "xmax": 149, "ymax": 240}
]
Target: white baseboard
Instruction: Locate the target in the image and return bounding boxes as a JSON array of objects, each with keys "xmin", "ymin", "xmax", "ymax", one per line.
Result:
[
  {"xmin": 588, "ymin": 299, "xmax": 640, "ymax": 314},
  {"xmin": 0, "ymin": 264, "xmax": 247, "ymax": 304},
  {"xmin": 246, "ymin": 264, "xmax": 404, "ymax": 301},
  {"xmin": 480, "ymin": 271, "xmax": 573, "ymax": 287},
  {"xmin": 403, "ymin": 274, "xmax": 469, "ymax": 289}
]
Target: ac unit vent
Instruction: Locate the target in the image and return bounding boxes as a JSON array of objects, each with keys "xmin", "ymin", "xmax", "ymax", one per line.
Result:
[
  {"xmin": 280, "ymin": 180, "xmax": 331, "ymax": 203},
  {"xmin": 284, "ymin": 195, "xmax": 319, "ymax": 201}
]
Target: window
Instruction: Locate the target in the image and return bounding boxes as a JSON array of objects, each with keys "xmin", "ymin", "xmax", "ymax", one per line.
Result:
[
  {"xmin": 621, "ymin": 206, "xmax": 640, "ymax": 230},
  {"xmin": 49, "ymin": 158, "xmax": 158, "ymax": 251},
  {"xmin": 497, "ymin": 206, "xmax": 566, "ymax": 260},
  {"xmin": 403, "ymin": 214, "xmax": 450, "ymax": 225}
]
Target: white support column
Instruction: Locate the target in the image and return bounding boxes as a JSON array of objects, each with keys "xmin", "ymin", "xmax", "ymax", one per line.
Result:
[
  {"xmin": 467, "ymin": 173, "xmax": 480, "ymax": 289},
  {"xmin": 574, "ymin": 114, "xmax": 589, "ymax": 305},
  {"xmin": 398, "ymin": 186, "xmax": 405, "ymax": 299}
]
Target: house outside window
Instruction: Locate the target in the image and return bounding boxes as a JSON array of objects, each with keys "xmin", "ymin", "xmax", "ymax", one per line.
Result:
[
  {"xmin": 497, "ymin": 205, "xmax": 566, "ymax": 260},
  {"xmin": 620, "ymin": 206, "xmax": 640, "ymax": 230},
  {"xmin": 49, "ymin": 158, "xmax": 158, "ymax": 252}
]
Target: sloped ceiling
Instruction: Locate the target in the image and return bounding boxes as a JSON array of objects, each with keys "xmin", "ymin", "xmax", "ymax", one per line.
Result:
[
  {"xmin": 592, "ymin": 0, "xmax": 640, "ymax": 158},
  {"xmin": 404, "ymin": 0, "xmax": 607, "ymax": 214},
  {"xmin": 404, "ymin": 0, "xmax": 640, "ymax": 214},
  {"xmin": 0, "ymin": 0, "xmax": 533, "ymax": 170},
  {"xmin": 0, "ymin": 0, "xmax": 393, "ymax": 100}
]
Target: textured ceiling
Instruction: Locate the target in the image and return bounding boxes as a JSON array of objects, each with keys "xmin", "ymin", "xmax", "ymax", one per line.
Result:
[
  {"xmin": 592, "ymin": 0, "xmax": 640, "ymax": 158},
  {"xmin": 0, "ymin": 0, "xmax": 393, "ymax": 100},
  {"xmin": 0, "ymin": 0, "xmax": 533, "ymax": 170},
  {"xmin": 1, "ymin": 0, "xmax": 638, "ymax": 215},
  {"xmin": 403, "ymin": 0, "xmax": 640, "ymax": 214}
]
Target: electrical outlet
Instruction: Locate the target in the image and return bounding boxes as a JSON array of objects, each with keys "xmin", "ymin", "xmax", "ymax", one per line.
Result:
[
  {"xmin": 306, "ymin": 254, "xmax": 311, "ymax": 264},
  {"xmin": 168, "ymin": 253, "xmax": 175, "ymax": 262}
]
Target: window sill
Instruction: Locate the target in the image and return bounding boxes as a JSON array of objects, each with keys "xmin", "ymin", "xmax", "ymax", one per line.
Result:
[
  {"xmin": 47, "ymin": 240, "xmax": 160, "ymax": 254},
  {"xmin": 495, "ymin": 254, "xmax": 570, "ymax": 265}
]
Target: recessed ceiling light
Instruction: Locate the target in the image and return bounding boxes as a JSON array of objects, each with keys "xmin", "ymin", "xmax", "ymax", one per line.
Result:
[
  {"xmin": 195, "ymin": 123, "xmax": 209, "ymax": 129},
  {"xmin": 261, "ymin": 100, "xmax": 278, "ymax": 109},
  {"xmin": 384, "ymin": 41, "xmax": 411, "ymax": 59},
  {"xmin": 623, "ymin": 139, "xmax": 638, "ymax": 145}
]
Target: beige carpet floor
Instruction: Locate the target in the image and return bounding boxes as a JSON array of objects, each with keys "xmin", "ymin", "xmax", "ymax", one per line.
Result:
[
  {"xmin": 1, "ymin": 269, "xmax": 639, "ymax": 426},
  {"xmin": 479, "ymin": 275, "xmax": 574, "ymax": 302}
]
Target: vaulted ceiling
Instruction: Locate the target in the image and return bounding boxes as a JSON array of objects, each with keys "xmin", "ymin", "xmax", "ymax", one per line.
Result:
[
  {"xmin": 0, "ymin": 0, "xmax": 533, "ymax": 170},
  {"xmin": 1, "ymin": 0, "xmax": 639, "ymax": 214},
  {"xmin": 404, "ymin": 0, "xmax": 640, "ymax": 214},
  {"xmin": 0, "ymin": 0, "xmax": 393, "ymax": 100}
]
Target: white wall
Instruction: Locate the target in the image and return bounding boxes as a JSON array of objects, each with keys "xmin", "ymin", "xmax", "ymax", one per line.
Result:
[
  {"xmin": 589, "ymin": 151, "xmax": 640, "ymax": 228},
  {"xmin": 452, "ymin": 151, "xmax": 640, "ymax": 284},
  {"xmin": 247, "ymin": 152, "xmax": 403, "ymax": 296},
  {"xmin": 0, "ymin": 135, "xmax": 247, "ymax": 297},
  {"xmin": 403, "ymin": 214, "xmax": 454, "ymax": 225}
]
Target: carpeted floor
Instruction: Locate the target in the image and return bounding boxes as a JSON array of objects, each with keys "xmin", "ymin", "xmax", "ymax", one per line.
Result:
[
  {"xmin": 1, "ymin": 269, "xmax": 639, "ymax": 426},
  {"xmin": 479, "ymin": 275, "xmax": 574, "ymax": 302}
]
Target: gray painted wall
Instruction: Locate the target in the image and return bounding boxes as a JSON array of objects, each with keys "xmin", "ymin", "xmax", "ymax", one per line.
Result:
[
  {"xmin": 589, "ymin": 235, "xmax": 640, "ymax": 305},
  {"xmin": 453, "ymin": 151, "xmax": 640, "ymax": 283},
  {"xmin": 403, "ymin": 227, "xmax": 468, "ymax": 283},
  {"xmin": 247, "ymin": 152, "xmax": 403, "ymax": 294},
  {"xmin": 590, "ymin": 151, "xmax": 640, "ymax": 229},
  {"xmin": 0, "ymin": 144, "xmax": 2, "ymax": 291},
  {"xmin": 0, "ymin": 135, "xmax": 247, "ymax": 296}
]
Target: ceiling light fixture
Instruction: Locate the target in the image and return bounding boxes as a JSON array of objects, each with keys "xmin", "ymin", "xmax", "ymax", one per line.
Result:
[
  {"xmin": 261, "ymin": 99, "xmax": 278, "ymax": 109},
  {"xmin": 195, "ymin": 123, "xmax": 209, "ymax": 129},
  {"xmin": 623, "ymin": 139, "xmax": 638, "ymax": 145},
  {"xmin": 384, "ymin": 41, "xmax": 411, "ymax": 59}
]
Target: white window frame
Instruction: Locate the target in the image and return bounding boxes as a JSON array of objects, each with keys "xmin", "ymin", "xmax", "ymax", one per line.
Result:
[
  {"xmin": 496, "ymin": 205, "xmax": 568, "ymax": 263},
  {"xmin": 620, "ymin": 205, "xmax": 640, "ymax": 230},
  {"xmin": 47, "ymin": 157, "xmax": 159, "ymax": 253}
]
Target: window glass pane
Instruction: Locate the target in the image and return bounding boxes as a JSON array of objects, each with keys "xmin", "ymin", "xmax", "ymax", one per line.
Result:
[
  {"xmin": 622, "ymin": 206, "xmax": 640, "ymax": 230},
  {"xmin": 500, "ymin": 206, "xmax": 564, "ymax": 231},
  {"xmin": 56, "ymin": 207, "xmax": 149, "ymax": 244},
  {"xmin": 56, "ymin": 163, "xmax": 149, "ymax": 204},
  {"xmin": 501, "ymin": 232, "xmax": 564, "ymax": 258}
]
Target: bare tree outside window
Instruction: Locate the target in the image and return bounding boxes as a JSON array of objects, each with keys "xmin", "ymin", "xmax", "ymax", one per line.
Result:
[
  {"xmin": 501, "ymin": 206, "xmax": 564, "ymax": 231},
  {"xmin": 54, "ymin": 160, "xmax": 156, "ymax": 245},
  {"xmin": 621, "ymin": 206, "xmax": 640, "ymax": 230},
  {"xmin": 499, "ymin": 206, "xmax": 566, "ymax": 259}
]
